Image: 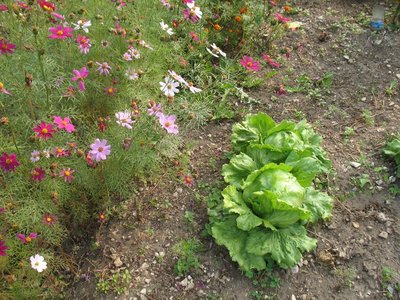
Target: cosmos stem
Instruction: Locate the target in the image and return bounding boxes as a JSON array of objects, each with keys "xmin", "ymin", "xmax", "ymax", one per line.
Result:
[{"xmin": 34, "ymin": 35, "xmax": 51, "ymax": 110}]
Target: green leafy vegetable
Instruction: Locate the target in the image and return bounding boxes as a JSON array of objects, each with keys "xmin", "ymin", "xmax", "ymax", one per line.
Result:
[
  {"xmin": 383, "ymin": 138, "xmax": 400, "ymax": 177},
  {"xmin": 209, "ymin": 113, "xmax": 333, "ymax": 271}
]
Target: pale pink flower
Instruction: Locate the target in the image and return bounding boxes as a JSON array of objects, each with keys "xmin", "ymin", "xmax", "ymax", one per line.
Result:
[
  {"xmin": 96, "ymin": 62, "xmax": 112, "ymax": 76},
  {"xmin": 76, "ymin": 35, "xmax": 91, "ymax": 54},
  {"xmin": 115, "ymin": 110, "xmax": 134, "ymax": 129},
  {"xmin": 89, "ymin": 139, "xmax": 111, "ymax": 161},
  {"xmin": 158, "ymin": 113, "xmax": 179, "ymax": 134},
  {"xmin": 60, "ymin": 168, "xmax": 75, "ymax": 182}
]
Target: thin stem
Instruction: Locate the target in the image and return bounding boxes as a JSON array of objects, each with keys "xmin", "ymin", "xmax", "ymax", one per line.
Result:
[
  {"xmin": 34, "ymin": 35, "xmax": 51, "ymax": 109},
  {"xmin": 9, "ymin": 125, "xmax": 20, "ymax": 156}
]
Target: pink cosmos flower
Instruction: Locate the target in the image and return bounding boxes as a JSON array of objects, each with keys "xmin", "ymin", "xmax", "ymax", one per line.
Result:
[
  {"xmin": 16, "ymin": 232, "xmax": 38, "ymax": 244},
  {"xmin": 53, "ymin": 116, "xmax": 75, "ymax": 133},
  {"xmin": 189, "ymin": 31, "xmax": 199, "ymax": 42},
  {"xmin": 240, "ymin": 56, "xmax": 261, "ymax": 72},
  {"xmin": 274, "ymin": 13, "xmax": 291, "ymax": 23},
  {"xmin": 0, "ymin": 240, "xmax": 9, "ymax": 256},
  {"xmin": 183, "ymin": 3, "xmax": 202, "ymax": 23},
  {"xmin": 33, "ymin": 121, "xmax": 55, "ymax": 140},
  {"xmin": 160, "ymin": 0, "xmax": 171, "ymax": 9},
  {"xmin": 89, "ymin": 139, "xmax": 111, "ymax": 161},
  {"xmin": 50, "ymin": 12, "xmax": 64, "ymax": 20},
  {"xmin": 31, "ymin": 167, "xmax": 46, "ymax": 181},
  {"xmin": 0, "ymin": 4, "xmax": 7, "ymax": 11},
  {"xmin": 53, "ymin": 147, "xmax": 66, "ymax": 157},
  {"xmin": 96, "ymin": 62, "xmax": 112, "ymax": 76},
  {"xmin": 48, "ymin": 25, "xmax": 73, "ymax": 40},
  {"xmin": 60, "ymin": 168, "xmax": 74, "ymax": 182},
  {"xmin": 0, "ymin": 82, "xmax": 12, "ymax": 95},
  {"xmin": 158, "ymin": 113, "xmax": 179, "ymax": 134},
  {"xmin": 183, "ymin": 175, "xmax": 194, "ymax": 187},
  {"xmin": 99, "ymin": 211, "xmax": 106, "ymax": 223},
  {"xmin": 182, "ymin": 0, "xmax": 194, "ymax": 3},
  {"xmin": 42, "ymin": 213, "xmax": 57, "ymax": 226},
  {"xmin": 0, "ymin": 208, "xmax": 5, "ymax": 213},
  {"xmin": 0, "ymin": 39, "xmax": 16, "ymax": 55},
  {"xmin": 147, "ymin": 102, "xmax": 163, "ymax": 117},
  {"xmin": 71, "ymin": 67, "xmax": 89, "ymax": 91},
  {"xmin": 0, "ymin": 152, "xmax": 20, "ymax": 173},
  {"xmin": 38, "ymin": 0, "xmax": 55, "ymax": 12},
  {"xmin": 76, "ymin": 35, "xmax": 91, "ymax": 54},
  {"xmin": 261, "ymin": 53, "xmax": 280, "ymax": 68},
  {"xmin": 17, "ymin": 1, "xmax": 31, "ymax": 10},
  {"xmin": 104, "ymin": 86, "xmax": 116, "ymax": 96}
]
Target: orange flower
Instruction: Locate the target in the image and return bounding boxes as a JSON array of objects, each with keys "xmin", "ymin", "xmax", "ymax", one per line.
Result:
[
  {"xmin": 213, "ymin": 24, "xmax": 222, "ymax": 31},
  {"xmin": 239, "ymin": 7, "xmax": 248, "ymax": 14},
  {"xmin": 234, "ymin": 16, "xmax": 242, "ymax": 23},
  {"xmin": 284, "ymin": 5, "xmax": 292, "ymax": 12}
]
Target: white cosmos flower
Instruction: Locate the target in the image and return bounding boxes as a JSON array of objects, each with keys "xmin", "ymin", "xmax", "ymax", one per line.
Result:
[
  {"xmin": 30, "ymin": 150, "xmax": 41, "ymax": 162},
  {"xmin": 187, "ymin": 3, "xmax": 202, "ymax": 19},
  {"xmin": 128, "ymin": 48, "xmax": 140, "ymax": 59},
  {"xmin": 126, "ymin": 67, "xmax": 139, "ymax": 80},
  {"xmin": 30, "ymin": 254, "xmax": 47, "ymax": 273},
  {"xmin": 115, "ymin": 110, "xmax": 134, "ymax": 129},
  {"xmin": 206, "ymin": 43, "xmax": 226, "ymax": 58},
  {"xmin": 168, "ymin": 70, "xmax": 188, "ymax": 86},
  {"xmin": 187, "ymin": 83, "xmax": 202, "ymax": 93},
  {"xmin": 160, "ymin": 20, "xmax": 174, "ymax": 35},
  {"xmin": 138, "ymin": 39, "xmax": 154, "ymax": 50},
  {"xmin": 159, "ymin": 76, "xmax": 179, "ymax": 97},
  {"xmin": 72, "ymin": 20, "xmax": 92, "ymax": 33}
]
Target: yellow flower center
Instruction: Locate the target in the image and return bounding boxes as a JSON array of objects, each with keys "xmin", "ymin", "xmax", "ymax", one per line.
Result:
[
  {"xmin": 108, "ymin": 88, "xmax": 113, "ymax": 93},
  {"xmin": 46, "ymin": 217, "xmax": 52, "ymax": 222},
  {"xmin": 33, "ymin": 171, "xmax": 39, "ymax": 176},
  {"xmin": 64, "ymin": 171, "xmax": 71, "ymax": 176},
  {"xmin": 0, "ymin": 82, "xmax": 3, "ymax": 89},
  {"xmin": 35, "ymin": 262, "xmax": 40, "ymax": 266},
  {"xmin": 165, "ymin": 122, "xmax": 171, "ymax": 127},
  {"xmin": 247, "ymin": 62, "xmax": 253, "ymax": 67},
  {"xmin": 42, "ymin": 128, "xmax": 48, "ymax": 134},
  {"xmin": 26, "ymin": 237, "xmax": 32, "ymax": 242},
  {"xmin": 1, "ymin": 44, "xmax": 7, "ymax": 50},
  {"xmin": 5, "ymin": 159, "xmax": 11, "ymax": 164},
  {"xmin": 57, "ymin": 30, "xmax": 64, "ymax": 36},
  {"xmin": 57, "ymin": 148, "xmax": 63, "ymax": 153},
  {"xmin": 62, "ymin": 121, "xmax": 67, "ymax": 126},
  {"xmin": 98, "ymin": 147, "xmax": 103, "ymax": 152}
]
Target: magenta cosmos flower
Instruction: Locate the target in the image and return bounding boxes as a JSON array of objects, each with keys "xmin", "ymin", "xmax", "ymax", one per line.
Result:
[
  {"xmin": 274, "ymin": 13, "xmax": 291, "ymax": 23},
  {"xmin": 262, "ymin": 53, "xmax": 280, "ymax": 68},
  {"xmin": 76, "ymin": 35, "xmax": 91, "ymax": 54},
  {"xmin": 31, "ymin": 167, "xmax": 46, "ymax": 181},
  {"xmin": 33, "ymin": 121, "xmax": 55, "ymax": 140},
  {"xmin": 89, "ymin": 139, "xmax": 111, "ymax": 162},
  {"xmin": 71, "ymin": 67, "xmax": 89, "ymax": 91},
  {"xmin": 0, "ymin": 240, "xmax": 9, "ymax": 256},
  {"xmin": 42, "ymin": 213, "xmax": 57, "ymax": 226},
  {"xmin": 0, "ymin": 152, "xmax": 20, "ymax": 173},
  {"xmin": 0, "ymin": 39, "xmax": 16, "ymax": 55},
  {"xmin": 240, "ymin": 56, "xmax": 261, "ymax": 72},
  {"xmin": 158, "ymin": 113, "xmax": 179, "ymax": 134},
  {"xmin": 53, "ymin": 116, "xmax": 75, "ymax": 133},
  {"xmin": 16, "ymin": 232, "xmax": 38, "ymax": 244},
  {"xmin": 60, "ymin": 168, "xmax": 74, "ymax": 183},
  {"xmin": 48, "ymin": 25, "xmax": 73, "ymax": 39},
  {"xmin": 0, "ymin": 4, "xmax": 8, "ymax": 12}
]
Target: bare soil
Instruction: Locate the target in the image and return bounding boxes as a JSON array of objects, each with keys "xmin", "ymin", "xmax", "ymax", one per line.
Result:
[{"xmin": 67, "ymin": 1, "xmax": 400, "ymax": 299}]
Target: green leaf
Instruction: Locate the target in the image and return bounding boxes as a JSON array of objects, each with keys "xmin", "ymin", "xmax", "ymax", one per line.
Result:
[
  {"xmin": 302, "ymin": 188, "xmax": 333, "ymax": 223},
  {"xmin": 245, "ymin": 226, "xmax": 317, "ymax": 268},
  {"xmin": 232, "ymin": 113, "xmax": 276, "ymax": 152},
  {"xmin": 222, "ymin": 185, "xmax": 263, "ymax": 231},
  {"xmin": 211, "ymin": 217, "xmax": 266, "ymax": 272},
  {"xmin": 250, "ymin": 190, "xmax": 310, "ymax": 228},
  {"xmin": 285, "ymin": 151, "xmax": 322, "ymax": 187},
  {"xmin": 243, "ymin": 163, "xmax": 305, "ymax": 207},
  {"xmin": 222, "ymin": 153, "xmax": 257, "ymax": 188}
]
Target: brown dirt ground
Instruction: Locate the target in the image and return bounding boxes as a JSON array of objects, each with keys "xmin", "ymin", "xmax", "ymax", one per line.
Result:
[{"xmin": 67, "ymin": 0, "xmax": 400, "ymax": 299}]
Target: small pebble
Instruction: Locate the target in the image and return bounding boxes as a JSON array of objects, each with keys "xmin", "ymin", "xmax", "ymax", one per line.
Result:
[{"xmin": 378, "ymin": 231, "xmax": 388, "ymax": 239}]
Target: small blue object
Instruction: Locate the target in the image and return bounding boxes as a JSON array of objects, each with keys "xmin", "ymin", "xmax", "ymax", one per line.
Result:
[{"xmin": 371, "ymin": 21, "xmax": 384, "ymax": 30}]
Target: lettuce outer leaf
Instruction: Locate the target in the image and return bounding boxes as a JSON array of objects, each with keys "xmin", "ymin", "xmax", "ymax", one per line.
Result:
[
  {"xmin": 302, "ymin": 188, "xmax": 333, "ymax": 223},
  {"xmin": 211, "ymin": 217, "xmax": 266, "ymax": 272},
  {"xmin": 245, "ymin": 225, "xmax": 317, "ymax": 269},
  {"xmin": 222, "ymin": 153, "xmax": 257, "ymax": 188},
  {"xmin": 222, "ymin": 185, "xmax": 265, "ymax": 231}
]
